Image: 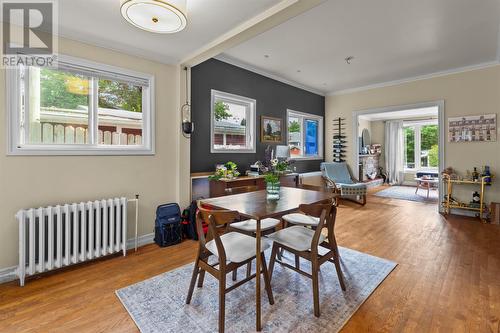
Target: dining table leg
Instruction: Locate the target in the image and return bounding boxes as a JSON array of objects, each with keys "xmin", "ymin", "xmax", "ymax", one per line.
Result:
[{"xmin": 255, "ymin": 218, "xmax": 262, "ymax": 331}]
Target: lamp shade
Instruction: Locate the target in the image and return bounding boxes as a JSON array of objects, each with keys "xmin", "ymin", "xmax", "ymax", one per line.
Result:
[{"xmin": 120, "ymin": 0, "xmax": 187, "ymax": 34}]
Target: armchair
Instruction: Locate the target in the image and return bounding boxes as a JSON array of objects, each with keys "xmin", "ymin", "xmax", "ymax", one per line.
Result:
[{"xmin": 321, "ymin": 162, "xmax": 367, "ymax": 206}]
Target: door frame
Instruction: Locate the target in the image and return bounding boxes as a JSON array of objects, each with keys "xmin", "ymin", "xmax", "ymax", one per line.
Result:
[{"xmin": 352, "ymin": 100, "xmax": 445, "ymax": 211}]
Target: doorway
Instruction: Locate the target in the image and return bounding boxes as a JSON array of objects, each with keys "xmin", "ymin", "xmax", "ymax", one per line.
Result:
[{"xmin": 353, "ymin": 101, "xmax": 445, "ymax": 209}]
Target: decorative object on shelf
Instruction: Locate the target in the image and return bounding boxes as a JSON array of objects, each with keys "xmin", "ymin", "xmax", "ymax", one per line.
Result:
[
  {"xmin": 208, "ymin": 161, "xmax": 240, "ymax": 181},
  {"xmin": 472, "ymin": 167, "xmax": 479, "ymax": 182},
  {"xmin": 482, "ymin": 165, "xmax": 492, "ymax": 185},
  {"xmin": 470, "ymin": 191, "xmax": 481, "ymax": 208},
  {"xmin": 448, "ymin": 114, "xmax": 497, "ymax": 142},
  {"xmin": 332, "ymin": 117, "xmax": 346, "ymax": 162},
  {"xmin": 264, "ymin": 159, "xmax": 290, "ymax": 200},
  {"xmin": 442, "ymin": 166, "xmax": 459, "ymax": 180},
  {"xmin": 120, "ymin": 0, "xmax": 187, "ymax": 34},
  {"xmin": 261, "ymin": 116, "xmax": 283, "ymax": 143}
]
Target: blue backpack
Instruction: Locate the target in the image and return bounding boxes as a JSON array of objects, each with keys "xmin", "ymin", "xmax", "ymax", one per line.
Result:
[{"xmin": 154, "ymin": 203, "xmax": 182, "ymax": 247}]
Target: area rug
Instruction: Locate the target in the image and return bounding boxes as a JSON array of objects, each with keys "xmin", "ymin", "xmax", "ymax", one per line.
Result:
[
  {"xmin": 375, "ymin": 185, "xmax": 439, "ymax": 203},
  {"xmin": 116, "ymin": 247, "xmax": 396, "ymax": 333}
]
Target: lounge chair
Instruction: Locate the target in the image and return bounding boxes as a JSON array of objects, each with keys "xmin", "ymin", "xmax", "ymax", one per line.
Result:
[{"xmin": 321, "ymin": 162, "xmax": 367, "ymax": 206}]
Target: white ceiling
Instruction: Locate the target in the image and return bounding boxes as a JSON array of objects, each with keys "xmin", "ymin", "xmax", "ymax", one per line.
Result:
[
  {"xmin": 57, "ymin": 0, "xmax": 281, "ymax": 64},
  {"xmin": 359, "ymin": 107, "xmax": 438, "ymax": 121},
  {"xmin": 222, "ymin": 0, "xmax": 500, "ymax": 94}
]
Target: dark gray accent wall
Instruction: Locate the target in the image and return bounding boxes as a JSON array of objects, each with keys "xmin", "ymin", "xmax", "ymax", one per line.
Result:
[{"xmin": 190, "ymin": 58, "xmax": 325, "ymax": 173}]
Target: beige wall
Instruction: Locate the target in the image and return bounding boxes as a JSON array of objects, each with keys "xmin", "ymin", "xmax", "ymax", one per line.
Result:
[
  {"xmin": 0, "ymin": 38, "xmax": 183, "ymax": 269},
  {"xmin": 358, "ymin": 117, "xmax": 372, "ymax": 137},
  {"xmin": 326, "ymin": 65, "xmax": 500, "ymax": 203}
]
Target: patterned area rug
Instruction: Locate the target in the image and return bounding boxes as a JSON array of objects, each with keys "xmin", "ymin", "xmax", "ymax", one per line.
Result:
[
  {"xmin": 116, "ymin": 247, "xmax": 396, "ymax": 333},
  {"xmin": 375, "ymin": 185, "xmax": 439, "ymax": 203}
]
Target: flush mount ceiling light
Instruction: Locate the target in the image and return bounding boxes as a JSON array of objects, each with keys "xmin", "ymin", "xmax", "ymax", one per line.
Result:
[{"xmin": 120, "ymin": 0, "xmax": 187, "ymax": 34}]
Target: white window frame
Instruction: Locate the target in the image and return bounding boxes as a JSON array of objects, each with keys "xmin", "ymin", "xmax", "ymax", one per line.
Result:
[
  {"xmin": 286, "ymin": 109, "xmax": 324, "ymax": 160},
  {"xmin": 403, "ymin": 119, "xmax": 439, "ymax": 172},
  {"xmin": 210, "ymin": 89, "xmax": 256, "ymax": 154},
  {"xmin": 6, "ymin": 54, "xmax": 155, "ymax": 156}
]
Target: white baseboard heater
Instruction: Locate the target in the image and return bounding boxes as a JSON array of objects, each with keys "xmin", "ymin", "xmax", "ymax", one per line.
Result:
[{"xmin": 16, "ymin": 197, "xmax": 128, "ymax": 286}]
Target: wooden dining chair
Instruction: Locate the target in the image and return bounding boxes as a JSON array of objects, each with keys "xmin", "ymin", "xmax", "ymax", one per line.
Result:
[
  {"xmin": 224, "ymin": 185, "xmax": 282, "ymax": 281},
  {"xmin": 267, "ymin": 202, "xmax": 346, "ymax": 317},
  {"xmin": 186, "ymin": 205, "xmax": 274, "ymax": 333}
]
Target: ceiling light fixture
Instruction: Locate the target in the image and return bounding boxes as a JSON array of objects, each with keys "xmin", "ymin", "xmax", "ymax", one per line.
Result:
[{"xmin": 120, "ymin": 0, "xmax": 187, "ymax": 34}]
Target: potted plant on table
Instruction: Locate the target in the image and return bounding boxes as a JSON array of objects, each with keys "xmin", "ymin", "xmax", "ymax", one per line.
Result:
[
  {"xmin": 208, "ymin": 161, "xmax": 240, "ymax": 181},
  {"xmin": 264, "ymin": 159, "xmax": 290, "ymax": 200}
]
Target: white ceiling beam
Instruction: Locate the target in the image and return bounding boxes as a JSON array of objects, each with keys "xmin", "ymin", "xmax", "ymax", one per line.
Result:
[{"xmin": 180, "ymin": 0, "xmax": 326, "ymax": 67}]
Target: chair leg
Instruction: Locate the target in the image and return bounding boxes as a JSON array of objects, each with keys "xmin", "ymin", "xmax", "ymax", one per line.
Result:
[
  {"xmin": 197, "ymin": 269, "xmax": 206, "ymax": 288},
  {"xmin": 333, "ymin": 256, "xmax": 346, "ymax": 291},
  {"xmin": 218, "ymin": 271, "xmax": 226, "ymax": 333},
  {"xmin": 186, "ymin": 260, "xmax": 200, "ymax": 304},
  {"xmin": 295, "ymin": 254, "xmax": 300, "ymax": 270},
  {"xmin": 311, "ymin": 262, "xmax": 320, "ymax": 317},
  {"xmin": 246, "ymin": 261, "xmax": 252, "ymax": 278},
  {"xmin": 232, "ymin": 268, "xmax": 237, "ymax": 282},
  {"xmin": 268, "ymin": 243, "xmax": 279, "ymax": 281},
  {"xmin": 260, "ymin": 253, "xmax": 274, "ymax": 305}
]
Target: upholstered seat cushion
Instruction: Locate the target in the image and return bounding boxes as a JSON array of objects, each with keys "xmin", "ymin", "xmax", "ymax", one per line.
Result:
[
  {"xmin": 267, "ymin": 226, "xmax": 325, "ymax": 252},
  {"xmin": 230, "ymin": 218, "xmax": 280, "ymax": 232},
  {"xmin": 282, "ymin": 213, "xmax": 319, "ymax": 226},
  {"xmin": 205, "ymin": 232, "xmax": 271, "ymax": 263},
  {"xmin": 339, "ymin": 183, "xmax": 367, "ymax": 196}
]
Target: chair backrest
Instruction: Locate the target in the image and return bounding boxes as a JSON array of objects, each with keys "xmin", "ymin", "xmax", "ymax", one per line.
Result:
[
  {"xmin": 298, "ymin": 202, "xmax": 338, "ymax": 252},
  {"xmin": 321, "ymin": 162, "xmax": 353, "ymax": 184},
  {"xmin": 225, "ymin": 185, "xmax": 259, "ymax": 195},
  {"xmin": 196, "ymin": 203, "xmax": 240, "ymax": 263}
]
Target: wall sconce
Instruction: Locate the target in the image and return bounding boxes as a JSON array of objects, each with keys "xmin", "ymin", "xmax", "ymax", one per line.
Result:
[{"xmin": 181, "ymin": 67, "xmax": 194, "ymax": 138}]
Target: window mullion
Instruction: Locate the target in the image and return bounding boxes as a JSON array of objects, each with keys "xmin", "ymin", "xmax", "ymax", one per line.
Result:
[
  {"xmin": 89, "ymin": 77, "xmax": 98, "ymax": 145},
  {"xmin": 415, "ymin": 126, "xmax": 421, "ymax": 169}
]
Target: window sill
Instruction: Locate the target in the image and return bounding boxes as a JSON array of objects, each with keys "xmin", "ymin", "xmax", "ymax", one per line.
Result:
[
  {"xmin": 8, "ymin": 145, "xmax": 155, "ymax": 156},
  {"xmin": 290, "ymin": 156, "xmax": 324, "ymax": 161}
]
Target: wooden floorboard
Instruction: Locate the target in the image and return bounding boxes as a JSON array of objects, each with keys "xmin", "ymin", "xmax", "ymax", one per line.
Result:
[{"xmin": 1, "ymin": 190, "xmax": 499, "ymax": 332}]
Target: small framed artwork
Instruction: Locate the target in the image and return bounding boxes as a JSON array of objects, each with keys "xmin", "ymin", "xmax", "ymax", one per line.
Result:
[
  {"xmin": 448, "ymin": 114, "xmax": 497, "ymax": 142},
  {"xmin": 261, "ymin": 116, "xmax": 283, "ymax": 143}
]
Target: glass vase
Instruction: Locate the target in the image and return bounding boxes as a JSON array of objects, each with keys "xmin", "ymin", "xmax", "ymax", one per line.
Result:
[{"xmin": 266, "ymin": 181, "xmax": 280, "ymax": 200}]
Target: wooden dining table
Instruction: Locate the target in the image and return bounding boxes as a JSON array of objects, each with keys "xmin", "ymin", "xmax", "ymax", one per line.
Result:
[{"xmin": 200, "ymin": 186, "xmax": 335, "ymax": 331}]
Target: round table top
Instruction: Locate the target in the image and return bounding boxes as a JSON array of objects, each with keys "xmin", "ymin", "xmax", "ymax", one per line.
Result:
[{"xmin": 415, "ymin": 177, "xmax": 439, "ymax": 183}]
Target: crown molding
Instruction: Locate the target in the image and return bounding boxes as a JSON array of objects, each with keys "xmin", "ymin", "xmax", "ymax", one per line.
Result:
[
  {"xmin": 328, "ymin": 61, "xmax": 500, "ymax": 96},
  {"xmin": 215, "ymin": 54, "xmax": 326, "ymax": 96}
]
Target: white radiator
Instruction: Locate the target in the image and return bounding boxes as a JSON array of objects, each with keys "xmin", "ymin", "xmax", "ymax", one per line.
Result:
[{"xmin": 16, "ymin": 197, "xmax": 128, "ymax": 286}]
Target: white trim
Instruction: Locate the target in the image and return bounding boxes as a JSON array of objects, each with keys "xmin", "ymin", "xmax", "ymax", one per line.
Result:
[
  {"xmin": 6, "ymin": 54, "xmax": 156, "ymax": 156},
  {"xmin": 0, "ymin": 233, "xmax": 156, "ymax": 285},
  {"xmin": 126, "ymin": 232, "xmax": 155, "ymax": 250},
  {"xmin": 287, "ymin": 109, "xmax": 324, "ymax": 160},
  {"xmin": 329, "ymin": 61, "xmax": 500, "ymax": 96},
  {"xmin": 215, "ymin": 54, "xmax": 326, "ymax": 96},
  {"xmin": 0, "ymin": 266, "xmax": 17, "ymax": 284},
  {"xmin": 352, "ymin": 100, "xmax": 445, "ymax": 212},
  {"xmin": 210, "ymin": 89, "xmax": 256, "ymax": 154}
]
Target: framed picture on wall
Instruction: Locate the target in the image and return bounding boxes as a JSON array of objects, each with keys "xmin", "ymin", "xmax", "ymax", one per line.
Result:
[
  {"xmin": 448, "ymin": 114, "xmax": 497, "ymax": 142},
  {"xmin": 261, "ymin": 116, "xmax": 283, "ymax": 143}
]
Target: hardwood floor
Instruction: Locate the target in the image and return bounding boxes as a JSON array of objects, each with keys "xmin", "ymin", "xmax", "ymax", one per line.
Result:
[{"xmin": 1, "ymin": 190, "xmax": 499, "ymax": 332}]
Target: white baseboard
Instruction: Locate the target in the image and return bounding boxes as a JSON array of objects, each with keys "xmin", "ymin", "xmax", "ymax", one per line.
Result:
[
  {"xmin": 0, "ymin": 266, "xmax": 17, "ymax": 284},
  {"xmin": 0, "ymin": 233, "xmax": 156, "ymax": 285},
  {"xmin": 126, "ymin": 232, "xmax": 155, "ymax": 250}
]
